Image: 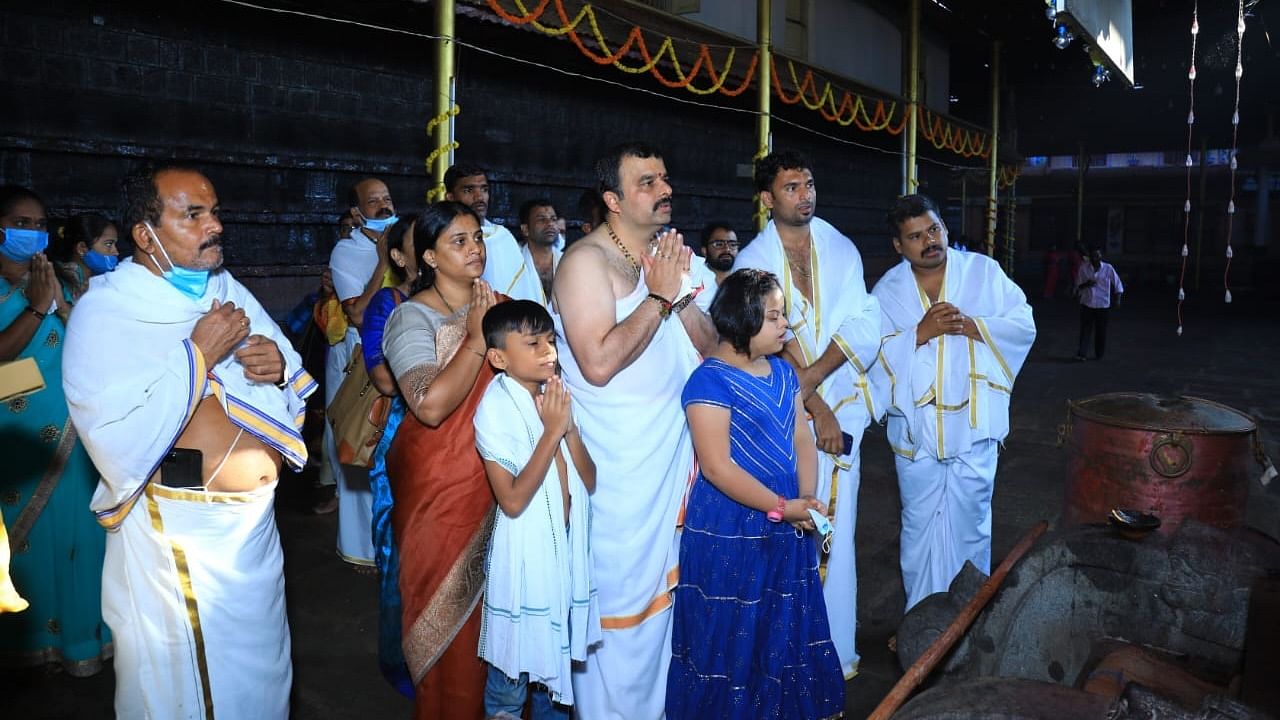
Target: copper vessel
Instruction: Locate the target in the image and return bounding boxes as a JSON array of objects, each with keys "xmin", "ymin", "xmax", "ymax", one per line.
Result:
[{"xmin": 1062, "ymin": 393, "xmax": 1262, "ymax": 534}]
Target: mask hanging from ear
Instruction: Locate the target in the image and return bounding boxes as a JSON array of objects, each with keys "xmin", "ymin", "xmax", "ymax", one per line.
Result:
[{"xmin": 143, "ymin": 223, "xmax": 209, "ymax": 300}]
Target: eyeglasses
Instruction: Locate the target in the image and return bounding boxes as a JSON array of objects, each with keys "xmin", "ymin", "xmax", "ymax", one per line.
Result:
[{"xmin": 708, "ymin": 240, "xmax": 739, "ymax": 250}]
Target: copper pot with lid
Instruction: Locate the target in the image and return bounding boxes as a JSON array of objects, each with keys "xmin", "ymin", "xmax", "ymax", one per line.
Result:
[{"xmin": 1061, "ymin": 393, "xmax": 1268, "ymax": 534}]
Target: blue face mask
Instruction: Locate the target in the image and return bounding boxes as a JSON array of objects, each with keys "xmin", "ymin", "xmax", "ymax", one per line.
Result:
[
  {"xmin": 144, "ymin": 223, "xmax": 209, "ymax": 301},
  {"xmin": 82, "ymin": 250, "xmax": 118, "ymax": 275},
  {"xmin": 360, "ymin": 212, "xmax": 399, "ymax": 234},
  {"xmin": 0, "ymin": 228, "xmax": 49, "ymax": 263}
]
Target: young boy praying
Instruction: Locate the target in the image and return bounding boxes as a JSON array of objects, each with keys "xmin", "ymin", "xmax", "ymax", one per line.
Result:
[{"xmin": 472, "ymin": 300, "xmax": 600, "ymax": 719}]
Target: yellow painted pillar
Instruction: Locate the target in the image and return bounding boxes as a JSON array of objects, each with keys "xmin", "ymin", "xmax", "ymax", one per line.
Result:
[
  {"xmin": 754, "ymin": 0, "xmax": 772, "ymax": 231},
  {"xmin": 431, "ymin": 0, "xmax": 457, "ymax": 198},
  {"xmin": 904, "ymin": 0, "xmax": 920, "ymax": 194},
  {"xmin": 984, "ymin": 41, "xmax": 1000, "ymax": 257}
]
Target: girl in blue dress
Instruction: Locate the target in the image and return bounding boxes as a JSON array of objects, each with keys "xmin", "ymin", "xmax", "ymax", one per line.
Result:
[{"xmin": 667, "ymin": 268, "xmax": 845, "ymax": 719}]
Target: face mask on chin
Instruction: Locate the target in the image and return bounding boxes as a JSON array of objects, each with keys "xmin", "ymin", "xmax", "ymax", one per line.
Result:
[
  {"xmin": 0, "ymin": 227, "xmax": 50, "ymax": 263},
  {"xmin": 359, "ymin": 211, "xmax": 399, "ymax": 234},
  {"xmin": 143, "ymin": 222, "xmax": 210, "ymax": 301}
]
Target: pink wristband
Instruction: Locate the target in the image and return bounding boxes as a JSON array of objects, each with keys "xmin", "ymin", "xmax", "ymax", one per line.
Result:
[{"xmin": 766, "ymin": 495, "xmax": 786, "ymax": 523}]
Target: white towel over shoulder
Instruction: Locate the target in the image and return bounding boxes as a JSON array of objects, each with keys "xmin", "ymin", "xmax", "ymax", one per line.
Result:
[{"xmin": 473, "ymin": 373, "xmax": 600, "ymax": 706}]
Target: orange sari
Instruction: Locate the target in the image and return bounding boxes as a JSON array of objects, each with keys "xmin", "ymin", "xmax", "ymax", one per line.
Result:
[{"xmin": 386, "ymin": 310, "xmax": 497, "ymax": 720}]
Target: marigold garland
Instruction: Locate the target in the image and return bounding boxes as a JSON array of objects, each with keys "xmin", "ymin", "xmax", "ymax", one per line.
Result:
[{"xmin": 483, "ymin": 0, "xmax": 1015, "ymax": 170}]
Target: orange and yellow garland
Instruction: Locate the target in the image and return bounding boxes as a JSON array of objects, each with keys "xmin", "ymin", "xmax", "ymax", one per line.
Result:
[{"xmin": 484, "ymin": 0, "xmax": 1015, "ymax": 171}]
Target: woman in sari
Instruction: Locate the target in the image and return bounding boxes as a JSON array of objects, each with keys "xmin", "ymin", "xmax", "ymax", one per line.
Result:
[
  {"xmin": 361, "ymin": 213, "xmax": 418, "ymax": 696},
  {"xmin": 382, "ymin": 201, "xmax": 500, "ymax": 719},
  {"xmin": 0, "ymin": 185, "xmax": 111, "ymax": 676}
]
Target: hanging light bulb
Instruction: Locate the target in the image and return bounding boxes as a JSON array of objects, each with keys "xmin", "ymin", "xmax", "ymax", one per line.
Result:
[
  {"xmin": 1045, "ymin": 0, "xmax": 1058, "ymax": 21},
  {"xmin": 1178, "ymin": 288, "xmax": 1186, "ymax": 300},
  {"xmin": 1053, "ymin": 23, "xmax": 1074, "ymax": 50},
  {"xmin": 1232, "ymin": 110, "xmax": 1240, "ymax": 126},
  {"xmin": 1187, "ymin": 110, "xmax": 1195, "ymax": 124},
  {"xmin": 1188, "ymin": 65, "xmax": 1197, "ymax": 80},
  {"xmin": 1185, "ymin": 154, "xmax": 1194, "ymax": 167},
  {"xmin": 1181, "ymin": 244, "xmax": 1189, "ymax": 257},
  {"xmin": 1184, "ymin": 200, "xmax": 1191, "ymax": 212},
  {"xmin": 1228, "ymin": 200, "xmax": 1236, "ymax": 214},
  {"xmin": 1177, "ymin": 325, "xmax": 1184, "ymax": 336},
  {"xmin": 1225, "ymin": 289, "xmax": 1233, "ymax": 303},
  {"xmin": 1092, "ymin": 65, "xmax": 1111, "ymax": 87},
  {"xmin": 1230, "ymin": 154, "xmax": 1237, "ymax": 170},
  {"xmin": 1235, "ymin": 62, "xmax": 1244, "ymax": 79},
  {"xmin": 1226, "ymin": 246, "xmax": 1234, "ymax": 258},
  {"xmin": 1191, "ymin": 18, "xmax": 1199, "ymax": 35}
]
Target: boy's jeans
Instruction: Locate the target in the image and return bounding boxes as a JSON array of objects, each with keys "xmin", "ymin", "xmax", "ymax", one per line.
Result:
[{"xmin": 484, "ymin": 664, "xmax": 569, "ymax": 719}]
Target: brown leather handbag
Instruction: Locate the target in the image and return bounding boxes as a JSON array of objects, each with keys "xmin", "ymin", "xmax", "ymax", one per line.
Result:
[{"xmin": 327, "ymin": 344, "xmax": 391, "ymax": 468}]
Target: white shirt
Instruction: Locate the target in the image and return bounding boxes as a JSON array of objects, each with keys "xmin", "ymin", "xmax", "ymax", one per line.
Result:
[{"xmin": 1076, "ymin": 260, "xmax": 1124, "ymax": 309}]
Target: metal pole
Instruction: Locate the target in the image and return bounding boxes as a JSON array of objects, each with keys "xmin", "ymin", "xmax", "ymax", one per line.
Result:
[
  {"xmin": 433, "ymin": 0, "xmax": 456, "ymax": 190},
  {"xmin": 904, "ymin": 0, "xmax": 921, "ymax": 194},
  {"xmin": 960, "ymin": 174, "xmax": 968, "ymax": 237},
  {"xmin": 755, "ymin": 0, "xmax": 772, "ymax": 231},
  {"xmin": 984, "ymin": 41, "xmax": 1000, "ymax": 257}
]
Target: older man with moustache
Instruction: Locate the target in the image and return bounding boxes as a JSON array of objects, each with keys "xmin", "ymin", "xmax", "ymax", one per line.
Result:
[
  {"xmin": 552, "ymin": 142, "xmax": 717, "ymax": 719},
  {"xmin": 64, "ymin": 163, "xmax": 315, "ymax": 719},
  {"xmin": 326, "ymin": 176, "xmax": 398, "ymax": 569}
]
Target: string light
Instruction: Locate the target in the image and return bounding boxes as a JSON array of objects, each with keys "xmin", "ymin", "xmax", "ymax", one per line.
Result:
[
  {"xmin": 1176, "ymin": 2, "xmax": 1198, "ymax": 336},
  {"xmin": 1223, "ymin": 0, "xmax": 1245, "ymax": 304},
  {"xmin": 1053, "ymin": 23, "xmax": 1074, "ymax": 50},
  {"xmin": 1091, "ymin": 64, "xmax": 1111, "ymax": 87}
]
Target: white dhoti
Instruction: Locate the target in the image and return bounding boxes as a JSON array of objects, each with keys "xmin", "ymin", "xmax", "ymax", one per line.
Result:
[
  {"xmin": 106, "ymin": 483, "xmax": 290, "ymax": 719},
  {"xmin": 554, "ymin": 276, "xmax": 700, "ymax": 720},
  {"xmin": 63, "ymin": 260, "xmax": 314, "ymax": 720},
  {"xmin": 733, "ymin": 217, "xmax": 882, "ymax": 678},
  {"xmin": 896, "ymin": 439, "xmax": 997, "ymax": 609},
  {"xmin": 329, "ymin": 233, "xmax": 380, "ymax": 565}
]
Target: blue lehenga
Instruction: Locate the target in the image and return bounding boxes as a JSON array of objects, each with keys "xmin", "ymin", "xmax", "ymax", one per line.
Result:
[
  {"xmin": 667, "ymin": 356, "xmax": 844, "ymax": 719},
  {"xmin": 359, "ymin": 287, "xmax": 413, "ymax": 697}
]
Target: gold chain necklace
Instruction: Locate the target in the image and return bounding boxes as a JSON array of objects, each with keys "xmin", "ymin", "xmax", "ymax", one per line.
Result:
[
  {"xmin": 604, "ymin": 221, "xmax": 641, "ymax": 277},
  {"xmin": 785, "ymin": 244, "xmax": 812, "ymax": 279},
  {"xmin": 433, "ymin": 284, "xmax": 458, "ymax": 315}
]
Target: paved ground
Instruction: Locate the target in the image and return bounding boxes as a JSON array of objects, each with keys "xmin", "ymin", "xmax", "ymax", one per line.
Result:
[{"xmin": 5, "ymin": 277, "xmax": 1279, "ymax": 719}]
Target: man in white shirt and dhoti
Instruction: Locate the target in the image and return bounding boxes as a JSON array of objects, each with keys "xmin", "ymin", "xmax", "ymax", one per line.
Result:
[
  {"xmin": 870, "ymin": 194, "xmax": 1035, "ymax": 612},
  {"xmin": 732, "ymin": 150, "xmax": 883, "ymax": 679},
  {"xmin": 327, "ymin": 176, "xmax": 397, "ymax": 568},
  {"xmin": 63, "ymin": 164, "xmax": 315, "ymax": 719},
  {"xmin": 552, "ymin": 142, "xmax": 717, "ymax": 719}
]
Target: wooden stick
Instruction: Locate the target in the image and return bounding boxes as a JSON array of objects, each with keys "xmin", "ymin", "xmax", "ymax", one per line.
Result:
[{"xmin": 868, "ymin": 520, "xmax": 1050, "ymax": 720}]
